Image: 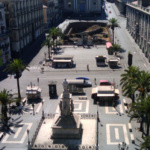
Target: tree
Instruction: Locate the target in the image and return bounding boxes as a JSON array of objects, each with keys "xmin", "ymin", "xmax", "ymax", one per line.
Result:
[
  {"xmin": 49, "ymin": 27, "xmax": 62, "ymax": 50},
  {"xmin": 129, "ymin": 95, "xmax": 150, "ymax": 136},
  {"xmin": 121, "ymin": 67, "xmax": 150, "ymax": 133},
  {"xmin": 109, "ymin": 43, "xmax": 121, "ymax": 55},
  {"xmin": 4, "ymin": 59, "xmax": 29, "ymax": 105},
  {"xmin": 135, "ymin": 70, "xmax": 150, "ymax": 98},
  {"xmin": 120, "ymin": 66, "xmax": 140, "ymax": 103},
  {"xmin": 140, "ymin": 135, "xmax": 150, "ymax": 150},
  {"xmin": 108, "ymin": 18, "xmax": 119, "ymax": 44},
  {"xmin": 42, "ymin": 36, "xmax": 52, "ymax": 60},
  {"xmin": 0, "ymin": 89, "xmax": 13, "ymax": 124}
]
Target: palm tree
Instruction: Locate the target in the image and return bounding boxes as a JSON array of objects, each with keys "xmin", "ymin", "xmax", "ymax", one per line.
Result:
[
  {"xmin": 109, "ymin": 43, "xmax": 121, "ymax": 55},
  {"xmin": 129, "ymin": 95, "xmax": 150, "ymax": 136},
  {"xmin": 120, "ymin": 66, "xmax": 140, "ymax": 103},
  {"xmin": 42, "ymin": 36, "xmax": 52, "ymax": 60},
  {"xmin": 140, "ymin": 135, "xmax": 150, "ymax": 150},
  {"xmin": 121, "ymin": 67, "xmax": 150, "ymax": 132},
  {"xmin": 108, "ymin": 18, "xmax": 119, "ymax": 44},
  {"xmin": 0, "ymin": 89, "xmax": 13, "ymax": 124},
  {"xmin": 4, "ymin": 59, "xmax": 29, "ymax": 105},
  {"xmin": 49, "ymin": 27, "xmax": 62, "ymax": 50},
  {"xmin": 135, "ymin": 70, "xmax": 150, "ymax": 98}
]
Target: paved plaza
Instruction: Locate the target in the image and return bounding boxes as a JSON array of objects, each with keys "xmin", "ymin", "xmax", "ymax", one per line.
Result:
[{"xmin": 0, "ymin": 2, "xmax": 150, "ymax": 150}]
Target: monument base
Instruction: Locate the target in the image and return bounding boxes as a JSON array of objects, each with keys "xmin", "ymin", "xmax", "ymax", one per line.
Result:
[{"xmin": 51, "ymin": 113, "xmax": 82, "ymax": 139}]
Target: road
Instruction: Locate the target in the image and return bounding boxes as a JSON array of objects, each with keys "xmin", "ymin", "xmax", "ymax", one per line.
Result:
[{"xmin": 0, "ymin": 2, "xmax": 149, "ymax": 150}]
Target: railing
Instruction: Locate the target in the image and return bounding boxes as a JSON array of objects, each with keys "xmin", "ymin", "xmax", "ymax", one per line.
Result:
[
  {"xmin": 30, "ymin": 116, "xmax": 44, "ymax": 147},
  {"xmin": 44, "ymin": 113, "xmax": 97, "ymax": 119},
  {"xmin": 30, "ymin": 113, "xmax": 97, "ymax": 150},
  {"xmin": 127, "ymin": 2, "xmax": 150, "ymax": 13},
  {"xmin": 32, "ymin": 144, "xmax": 97, "ymax": 150}
]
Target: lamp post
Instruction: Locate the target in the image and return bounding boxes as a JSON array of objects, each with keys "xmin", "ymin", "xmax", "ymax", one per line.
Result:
[
  {"xmin": 32, "ymin": 102, "xmax": 35, "ymax": 115},
  {"xmin": 27, "ymin": 129, "xmax": 30, "ymax": 144},
  {"xmin": 97, "ymin": 101, "xmax": 99, "ymax": 122},
  {"xmin": 118, "ymin": 142, "xmax": 129, "ymax": 150},
  {"xmin": 30, "ymin": 82, "xmax": 33, "ymax": 100},
  {"xmin": 96, "ymin": 101, "xmax": 99, "ymax": 150},
  {"xmin": 42, "ymin": 100, "xmax": 44, "ymax": 119}
]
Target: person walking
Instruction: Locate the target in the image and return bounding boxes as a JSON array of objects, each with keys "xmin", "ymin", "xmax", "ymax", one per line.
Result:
[
  {"xmin": 94, "ymin": 78, "xmax": 97, "ymax": 85},
  {"xmin": 87, "ymin": 64, "xmax": 89, "ymax": 71}
]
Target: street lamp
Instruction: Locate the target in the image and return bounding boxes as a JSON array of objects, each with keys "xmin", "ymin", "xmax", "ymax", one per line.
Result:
[
  {"xmin": 27, "ymin": 129, "xmax": 30, "ymax": 144},
  {"xmin": 118, "ymin": 142, "xmax": 129, "ymax": 150},
  {"xmin": 32, "ymin": 102, "xmax": 35, "ymax": 115},
  {"xmin": 42, "ymin": 100, "xmax": 44, "ymax": 118},
  {"xmin": 97, "ymin": 101, "xmax": 100, "ymax": 122}
]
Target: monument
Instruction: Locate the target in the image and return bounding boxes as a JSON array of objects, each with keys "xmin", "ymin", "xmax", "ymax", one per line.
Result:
[{"xmin": 51, "ymin": 79, "xmax": 82, "ymax": 139}]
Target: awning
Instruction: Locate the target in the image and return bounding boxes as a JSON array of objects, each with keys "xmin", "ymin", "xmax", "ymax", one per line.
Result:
[
  {"xmin": 115, "ymin": 89, "xmax": 119, "ymax": 95},
  {"xmin": 109, "ymin": 59, "xmax": 118, "ymax": 62},
  {"xmin": 26, "ymin": 91, "xmax": 37, "ymax": 94},
  {"xmin": 106, "ymin": 42, "xmax": 112, "ymax": 49},
  {"xmin": 92, "ymin": 87, "xmax": 97, "ymax": 94},
  {"xmin": 97, "ymin": 94, "xmax": 115, "ymax": 97},
  {"xmin": 53, "ymin": 59, "xmax": 72, "ymax": 63},
  {"xmin": 53, "ymin": 55, "xmax": 73, "ymax": 59}
]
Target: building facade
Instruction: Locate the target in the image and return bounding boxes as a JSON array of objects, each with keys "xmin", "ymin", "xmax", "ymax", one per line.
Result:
[
  {"xmin": 0, "ymin": 2, "xmax": 11, "ymax": 66},
  {"xmin": 43, "ymin": 0, "xmax": 63, "ymax": 30},
  {"xmin": 114, "ymin": 0, "xmax": 135, "ymax": 15},
  {"xmin": 63, "ymin": 0, "xmax": 102, "ymax": 16},
  {"xmin": 1, "ymin": 0, "xmax": 44, "ymax": 58},
  {"xmin": 126, "ymin": 0, "xmax": 150, "ymax": 61}
]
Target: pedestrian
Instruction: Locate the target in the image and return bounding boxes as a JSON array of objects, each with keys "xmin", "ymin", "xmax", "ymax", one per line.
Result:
[
  {"xmin": 94, "ymin": 78, "xmax": 97, "ymax": 85},
  {"xmin": 87, "ymin": 64, "xmax": 89, "ymax": 71}
]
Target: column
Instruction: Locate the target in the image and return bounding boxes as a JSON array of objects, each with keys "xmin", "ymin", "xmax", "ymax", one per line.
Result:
[
  {"xmin": 88, "ymin": 0, "xmax": 90, "ymax": 12},
  {"xmin": 76, "ymin": 0, "xmax": 78, "ymax": 12},
  {"xmin": 74, "ymin": 0, "xmax": 76, "ymax": 11},
  {"xmin": 86, "ymin": 0, "xmax": 88, "ymax": 12}
]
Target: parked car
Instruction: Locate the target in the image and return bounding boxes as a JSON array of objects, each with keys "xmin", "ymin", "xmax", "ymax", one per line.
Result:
[{"xmin": 99, "ymin": 80, "xmax": 114, "ymax": 86}]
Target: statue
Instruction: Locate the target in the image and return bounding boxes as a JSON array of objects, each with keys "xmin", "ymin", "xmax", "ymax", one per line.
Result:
[
  {"xmin": 71, "ymin": 99, "xmax": 74, "ymax": 113},
  {"xmin": 63, "ymin": 79, "xmax": 68, "ymax": 92},
  {"xmin": 59, "ymin": 100, "xmax": 62, "ymax": 115}
]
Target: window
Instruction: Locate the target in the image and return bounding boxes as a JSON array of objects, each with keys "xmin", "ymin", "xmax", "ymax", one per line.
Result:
[
  {"xmin": 68, "ymin": 2, "xmax": 71, "ymax": 7},
  {"xmin": 0, "ymin": 12, "xmax": 3, "ymax": 21}
]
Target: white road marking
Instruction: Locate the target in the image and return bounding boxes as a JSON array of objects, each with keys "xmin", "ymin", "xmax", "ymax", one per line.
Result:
[
  {"xmin": 144, "ymin": 64, "xmax": 147, "ymax": 68},
  {"xmin": 35, "ymin": 103, "xmax": 42, "ymax": 113},
  {"xmin": 115, "ymin": 128, "xmax": 119, "ymax": 140},
  {"xmin": 14, "ymin": 127, "xmax": 22, "ymax": 139},
  {"xmin": 29, "ymin": 66, "xmax": 40, "ymax": 70},
  {"xmin": 106, "ymin": 124, "xmax": 129, "ymax": 145},
  {"xmin": 2, "ymin": 123, "xmax": 32, "ymax": 143},
  {"xmin": 119, "ymin": 103, "xmax": 123, "ymax": 114},
  {"xmin": 123, "ymin": 99, "xmax": 126, "ymax": 104},
  {"xmin": 73, "ymin": 102, "xmax": 82, "ymax": 110},
  {"xmin": 130, "ymin": 133, "xmax": 135, "ymax": 141},
  {"xmin": 55, "ymin": 100, "xmax": 89, "ymax": 114},
  {"xmin": 105, "ymin": 102, "xmax": 114, "ymax": 114},
  {"xmin": 128, "ymin": 123, "xmax": 132, "ymax": 129}
]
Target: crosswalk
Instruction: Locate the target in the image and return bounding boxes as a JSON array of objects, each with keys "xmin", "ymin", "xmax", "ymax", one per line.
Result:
[{"xmin": 29, "ymin": 65, "xmax": 41, "ymax": 70}]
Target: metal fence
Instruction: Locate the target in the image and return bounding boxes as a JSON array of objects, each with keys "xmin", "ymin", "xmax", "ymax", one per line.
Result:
[
  {"xmin": 30, "ymin": 113, "xmax": 98, "ymax": 150},
  {"xmin": 44, "ymin": 113, "xmax": 97, "ymax": 119},
  {"xmin": 30, "ymin": 116, "xmax": 44, "ymax": 147},
  {"xmin": 32, "ymin": 144, "xmax": 97, "ymax": 150}
]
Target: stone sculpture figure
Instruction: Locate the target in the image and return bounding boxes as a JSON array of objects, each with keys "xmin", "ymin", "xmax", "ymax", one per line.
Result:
[{"xmin": 71, "ymin": 99, "xmax": 74, "ymax": 113}]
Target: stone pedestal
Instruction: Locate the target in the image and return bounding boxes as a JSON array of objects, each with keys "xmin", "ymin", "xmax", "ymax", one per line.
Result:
[
  {"xmin": 51, "ymin": 113, "xmax": 81, "ymax": 139},
  {"xmin": 51, "ymin": 79, "xmax": 82, "ymax": 139}
]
